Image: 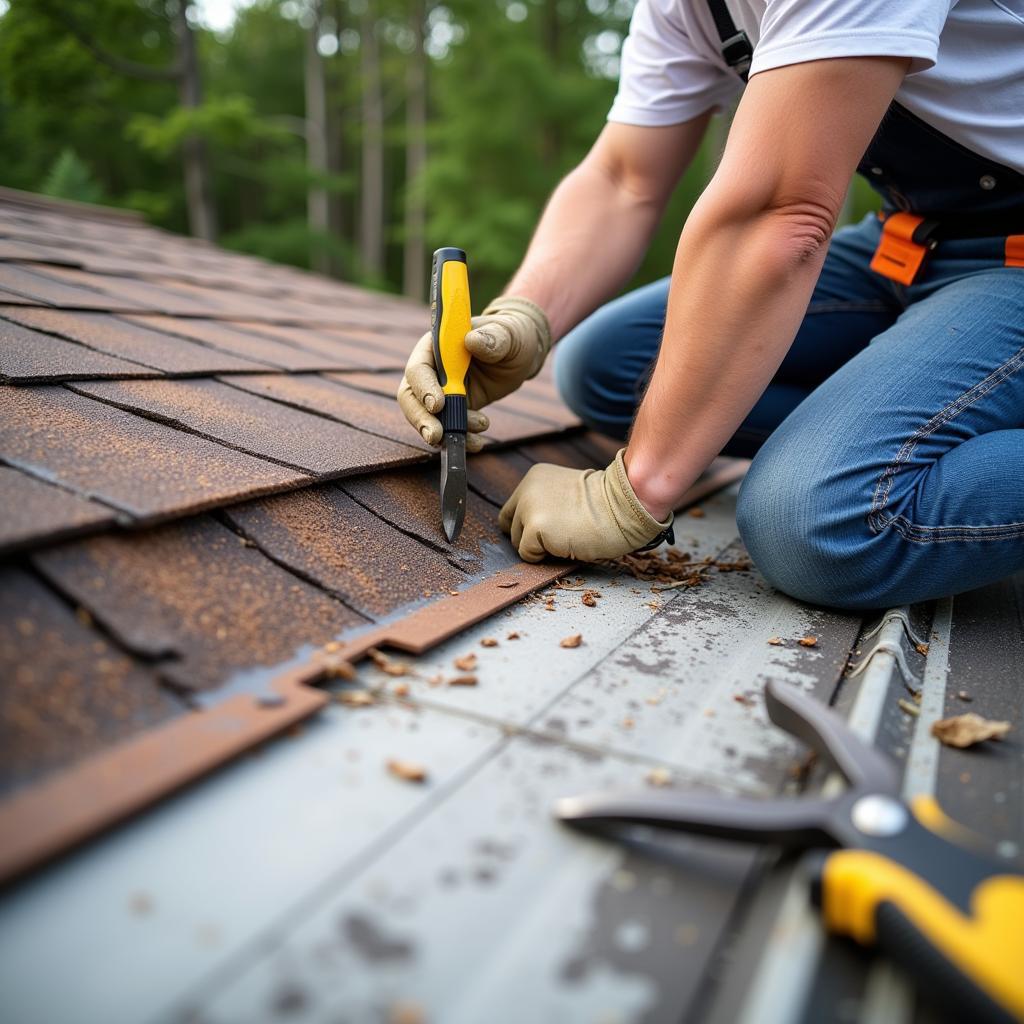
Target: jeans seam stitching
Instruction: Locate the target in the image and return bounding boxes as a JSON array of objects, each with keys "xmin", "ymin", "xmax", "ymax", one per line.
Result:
[
  {"xmin": 869, "ymin": 344, "xmax": 1024, "ymax": 531},
  {"xmin": 872, "ymin": 510, "xmax": 1024, "ymax": 543}
]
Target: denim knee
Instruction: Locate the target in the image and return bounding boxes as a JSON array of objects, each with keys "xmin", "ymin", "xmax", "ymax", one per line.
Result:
[
  {"xmin": 554, "ymin": 318, "xmax": 633, "ymax": 439},
  {"xmin": 736, "ymin": 447, "xmax": 892, "ymax": 611}
]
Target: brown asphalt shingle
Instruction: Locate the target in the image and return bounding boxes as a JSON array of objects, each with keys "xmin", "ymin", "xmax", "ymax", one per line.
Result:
[
  {"xmin": 0, "ymin": 568, "xmax": 183, "ymax": 797},
  {"xmin": 2, "ymin": 307, "xmax": 272, "ymax": 375},
  {"xmin": 0, "ymin": 315, "xmax": 155, "ymax": 382},
  {"xmin": 71, "ymin": 377, "xmax": 425, "ymax": 477},
  {"xmin": 0, "ymin": 384, "xmax": 306, "ymax": 520},
  {"xmin": 0, "ymin": 467, "xmax": 114, "ymax": 552},
  {"xmin": 122, "ymin": 315, "xmax": 369, "ymax": 372},
  {"xmin": 224, "ymin": 485, "xmax": 466, "ymax": 620},
  {"xmin": 33, "ymin": 516, "xmax": 368, "ymax": 692}
]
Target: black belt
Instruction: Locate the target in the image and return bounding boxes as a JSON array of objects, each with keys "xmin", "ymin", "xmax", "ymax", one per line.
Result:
[{"xmin": 885, "ymin": 208, "xmax": 1024, "ymax": 241}]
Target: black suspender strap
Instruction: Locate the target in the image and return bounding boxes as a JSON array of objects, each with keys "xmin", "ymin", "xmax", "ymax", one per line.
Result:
[{"xmin": 705, "ymin": 0, "xmax": 753, "ymax": 81}]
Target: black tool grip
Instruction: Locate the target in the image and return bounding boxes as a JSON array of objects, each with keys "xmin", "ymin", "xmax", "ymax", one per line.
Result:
[
  {"xmin": 874, "ymin": 900, "xmax": 1016, "ymax": 1024},
  {"xmin": 440, "ymin": 394, "xmax": 467, "ymax": 433}
]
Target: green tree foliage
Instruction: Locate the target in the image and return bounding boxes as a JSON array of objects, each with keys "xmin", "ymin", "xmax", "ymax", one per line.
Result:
[
  {"xmin": 0, "ymin": 0, "xmax": 877, "ymax": 298},
  {"xmin": 40, "ymin": 149, "xmax": 105, "ymax": 204}
]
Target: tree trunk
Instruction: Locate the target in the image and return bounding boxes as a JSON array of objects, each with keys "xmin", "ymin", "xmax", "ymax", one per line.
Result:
[
  {"xmin": 540, "ymin": 0, "xmax": 561, "ymax": 171},
  {"xmin": 305, "ymin": 0, "xmax": 330, "ymax": 275},
  {"xmin": 402, "ymin": 0, "xmax": 427, "ymax": 300},
  {"xmin": 174, "ymin": 1, "xmax": 217, "ymax": 241},
  {"xmin": 327, "ymin": 0, "xmax": 346, "ymax": 271},
  {"xmin": 360, "ymin": 6, "xmax": 385, "ymax": 281}
]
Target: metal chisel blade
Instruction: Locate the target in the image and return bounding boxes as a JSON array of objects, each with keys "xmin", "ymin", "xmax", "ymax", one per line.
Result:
[{"xmin": 440, "ymin": 431, "xmax": 467, "ymax": 543}]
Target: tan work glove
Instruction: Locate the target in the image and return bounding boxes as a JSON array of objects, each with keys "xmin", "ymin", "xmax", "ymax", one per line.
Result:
[
  {"xmin": 397, "ymin": 295, "xmax": 552, "ymax": 451},
  {"xmin": 499, "ymin": 449, "xmax": 673, "ymax": 562}
]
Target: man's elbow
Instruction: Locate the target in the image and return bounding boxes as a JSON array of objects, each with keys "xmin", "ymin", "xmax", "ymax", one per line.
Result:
[
  {"xmin": 762, "ymin": 191, "xmax": 842, "ymax": 265},
  {"xmin": 696, "ymin": 175, "xmax": 846, "ymax": 268}
]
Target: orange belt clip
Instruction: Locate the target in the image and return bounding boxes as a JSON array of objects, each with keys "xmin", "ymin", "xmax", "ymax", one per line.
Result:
[
  {"xmin": 1007, "ymin": 235, "xmax": 1024, "ymax": 268},
  {"xmin": 870, "ymin": 212, "xmax": 938, "ymax": 286}
]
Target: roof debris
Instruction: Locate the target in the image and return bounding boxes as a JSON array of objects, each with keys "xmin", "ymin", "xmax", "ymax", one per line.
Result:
[
  {"xmin": 368, "ymin": 648, "xmax": 409, "ymax": 677},
  {"xmin": 337, "ymin": 690, "xmax": 375, "ymax": 707},
  {"xmin": 897, "ymin": 698, "xmax": 920, "ymax": 718},
  {"xmin": 559, "ymin": 633, "xmax": 583, "ymax": 648},
  {"xmin": 931, "ymin": 713, "xmax": 1011, "ymax": 748},
  {"xmin": 386, "ymin": 759, "xmax": 428, "ymax": 783}
]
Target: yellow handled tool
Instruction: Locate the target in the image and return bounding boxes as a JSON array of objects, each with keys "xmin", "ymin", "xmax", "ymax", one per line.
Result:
[
  {"xmin": 557, "ymin": 679, "xmax": 1024, "ymax": 1022},
  {"xmin": 430, "ymin": 247, "xmax": 472, "ymax": 543}
]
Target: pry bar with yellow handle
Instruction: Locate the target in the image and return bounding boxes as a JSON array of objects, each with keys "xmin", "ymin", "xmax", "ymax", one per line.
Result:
[{"xmin": 430, "ymin": 246, "xmax": 472, "ymax": 543}]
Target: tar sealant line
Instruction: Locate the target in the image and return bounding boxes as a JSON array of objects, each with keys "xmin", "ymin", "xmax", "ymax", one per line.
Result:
[
  {"xmin": 735, "ymin": 608, "xmax": 909, "ymax": 1024},
  {"xmin": 901, "ymin": 597, "xmax": 954, "ymax": 803}
]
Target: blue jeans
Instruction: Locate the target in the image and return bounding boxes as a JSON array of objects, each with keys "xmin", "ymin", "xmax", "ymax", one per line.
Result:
[{"xmin": 554, "ymin": 214, "xmax": 1024, "ymax": 610}]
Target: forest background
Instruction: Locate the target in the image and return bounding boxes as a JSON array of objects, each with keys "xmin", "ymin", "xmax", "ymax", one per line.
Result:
[{"xmin": 0, "ymin": 0, "xmax": 879, "ymax": 304}]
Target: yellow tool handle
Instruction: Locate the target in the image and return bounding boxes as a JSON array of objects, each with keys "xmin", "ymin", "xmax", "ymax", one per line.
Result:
[
  {"xmin": 821, "ymin": 849, "xmax": 1024, "ymax": 1022},
  {"xmin": 431, "ymin": 247, "xmax": 472, "ymax": 402}
]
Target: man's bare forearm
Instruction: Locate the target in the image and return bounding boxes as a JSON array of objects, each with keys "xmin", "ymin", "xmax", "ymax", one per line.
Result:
[
  {"xmin": 505, "ymin": 118, "xmax": 711, "ymax": 340},
  {"xmin": 625, "ymin": 58, "xmax": 908, "ymax": 521}
]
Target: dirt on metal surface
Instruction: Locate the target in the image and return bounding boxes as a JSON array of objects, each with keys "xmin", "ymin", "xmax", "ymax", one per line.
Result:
[{"xmin": 0, "ymin": 560, "xmax": 566, "ymax": 885}]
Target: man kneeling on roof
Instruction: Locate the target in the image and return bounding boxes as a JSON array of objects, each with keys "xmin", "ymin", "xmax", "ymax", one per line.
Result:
[{"xmin": 398, "ymin": 0, "xmax": 1024, "ymax": 612}]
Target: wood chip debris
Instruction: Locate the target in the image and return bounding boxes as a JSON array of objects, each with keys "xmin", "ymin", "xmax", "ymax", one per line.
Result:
[
  {"xmin": 496, "ymin": 579, "xmax": 518, "ymax": 589},
  {"xmin": 733, "ymin": 693, "xmax": 755, "ymax": 707},
  {"xmin": 544, "ymin": 597, "xmax": 556, "ymax": 612},
  {"xmin": 560, "ymin": 633, "xmax": 583, "ymax": 648},
  {"xmin": 393, "ymin": 682, "xmax": 410, "ymax": 698},
  {"xmin": 931, "ymin": 713, "xmax": 1011, "ymax": 748},
  {"xmin": 480, "ymin": 637, "xmax": 499, "ymax": 647},
  {"xmin": 956, "ymin": 690, "xmax": 972, "ymax": 702},
  {"xmin": 798, "ymin": 636, "xmax": 818, "ymax": 647},
  {"xmin": 506, "ymin": 631, "xmax": 520, "ymax": 640},
  {"xmin": 448, "ymin": 674, "xmax": 478, "ymax": 687},
  {"xmin": 622, "ymin": 716, "xmax": 635, "ymax": 729},
  {"xmin": 609, "ymin": 547, "xmax": 751, "ymax": 590},
  {"xmin": 337, "ymin": 689, "xmax": 375, "ymax": 707},
  {"xmin": 387, "ymin": 759, "xmax": 427, "ymax": 783},
  {"xmin": 368, "ymin": 648, "xmax": 409, "ymax": 677},
  {"xmin": 687, "ymin": 507, "xmax": 705, "ymax": 517},
  {"xmin": 897, "ymin": 698, "xmax": 920, "ymax": 717},
  {"xmin": 915, "ymin": 642, "xmax": 930, "ymax": 656},
  {"xmin": 453, "ymin": 653, "xmax": 477, "ymax": 671},
  {"xmin": 646, "ymin": 766, "xmax": 672, "ymax": 787},
  {"xmin": 426, "ymin": 673, "xmax": 444, "ymax": 687},
  {"xmin": 767, "ymin": 636, "xmax": 784, "ymax": 646},
  {"xmin": 581, "ymin": 588, "xmax": 601, "ymax": 607},
  {"xmin": 322, "ymin": 655, "xmax": 357, "ymax": 680}
]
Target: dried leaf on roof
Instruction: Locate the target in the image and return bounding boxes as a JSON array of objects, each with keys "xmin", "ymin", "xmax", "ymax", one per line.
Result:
[{"xmin": 931, "ymin": 713, "xmax": 1011, "ymax": 748}]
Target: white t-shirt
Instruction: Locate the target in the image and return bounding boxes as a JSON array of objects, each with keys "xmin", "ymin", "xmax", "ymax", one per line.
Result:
[{"xmin": 608, "ymin": 0, "xmax": 1024, "ymax": 173}]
